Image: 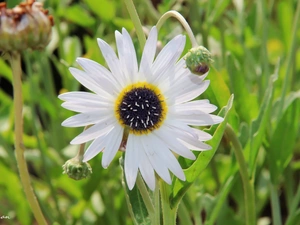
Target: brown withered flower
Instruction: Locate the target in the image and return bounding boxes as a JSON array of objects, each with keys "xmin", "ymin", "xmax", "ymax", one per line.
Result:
[{"xmin": 0, "ymin": 0, "xmax": 54, "ymax": 52}]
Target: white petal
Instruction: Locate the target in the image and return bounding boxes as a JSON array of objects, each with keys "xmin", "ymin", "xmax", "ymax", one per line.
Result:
[
  {"xmin": 61, "ymin": 102, "xmax": 112, "ymax": 113},
  {"xmin": 120, "ymin": 28, "xmax": 138, "ymax": 83},
  {"xmin": 172, "ymin": 100, "xmax": 218, "ymax": 115},
  {"xmin": 70, "ymin": 118, "xmax": 115, "ymax": 144},
  {"xmin": 59, "ymin": 91, "xmax": 109, "ymax": 103},
  {"xmin": 140, "ymin": 26, "xmax": 157, "ymax": 80},
  {"xmin": 163, "ymin": 120, "xmax": 212, "ymax": 151},
  {"xmin": 175, "ymin": 114, "xmax": 224, "ymax": 126},
  {"xmin": 143, "ymin": 134, "xmax": 185, "ymax": 181},
  {"xmin": 151, "ymin": 35, "xmax": 186, "ymax": 84},
  {"xmin": 173, "ymin": 79, "xmax": 210, "ymax": 105},
  {"xmin": 101, "ymin": 124, "xmax": 123, "ymax": 168},
  {"xmin": 125, "ymin": 135, "xmax": 140, "ymax": 190},
  {"xmin": 139, "ymin": 149, "xmax": 156, "ymax": 190},
  {"xmin": 62, "ymin": 111, "xmax": 110, "ymax": 127},
  {"xmin": 153, "ymin": 126, "xmax": 196, "ymax": 160},
  {"xmin": 76, "ymin": 57, "xmax": 122, "ymax": 93},
  {"xmin": 83, "ymin": 135, "xmax": 107, "ymax": 162},
  {"xmin": 141, "ymin": 135, "xmax": 171, "ymax": 184},
  {"xmin": 97, "ymin": 38, "xmax": 126, "ymax": 87},
  {"xmin": 69, "ymin": 67, "xmax": 114, "ymax": 99},
  {"xmin": 191, "ymin": 128, "xmax": 212, "ymax": 141}
]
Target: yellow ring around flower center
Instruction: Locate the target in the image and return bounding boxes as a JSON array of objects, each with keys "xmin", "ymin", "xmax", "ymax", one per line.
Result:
[{"xmin": 114, "ymin": 82, "xmax": 167, "ymax": 135}]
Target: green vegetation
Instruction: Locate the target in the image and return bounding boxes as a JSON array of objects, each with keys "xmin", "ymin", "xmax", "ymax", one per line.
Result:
[{"xmin": 0, "ymin": 0, "xmax": 299, "ymax": 224}]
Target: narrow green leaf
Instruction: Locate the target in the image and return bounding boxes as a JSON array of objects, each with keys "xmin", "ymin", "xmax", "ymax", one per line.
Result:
[
  {"xmin": 120, "ymin": 160, "xmax": 151, "ymax": 225},
  {"xmin": 277, "ymin": 1, "xmax": 293, "ymax": 49},
  {"xmin": 171, "ymin": 94, "xmax": 234, "ymax": 206},
  {"xmin": 268, "ymin": 95, "xmax": 300, "ymax": 184},
  {"xmin": 247, "ymin": 65, "xmax": 279, "ymax": 177}
]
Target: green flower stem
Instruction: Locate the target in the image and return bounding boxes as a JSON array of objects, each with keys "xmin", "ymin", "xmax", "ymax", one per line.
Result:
[
  {"xmin": 156, "ymin": 10, "xmax": 198, "ymax": 47},
  {"xmin": 136, "ymin": 174, "xmax": 156, "ymax": 222},
  {"xmin": 154, "ymin": 177, "xmax": 160, "ymax": 225},
  {"xmin": 270, "ymin": 181, "xmax": 282, "ymax": 225},
  {"xmin": 225, "ymin": 124, "xmax": 256, "ymax": 225},
  {"xmin": 10, "ymin": 52, "xmax": 47, "ymax": 225},
  {"xmin": 159, "ymin": 179, "xmax": 177, "ymax": 225},
  {"xmin": 124, "ymin": 0, "xmax": 146, "ymax": 49}
]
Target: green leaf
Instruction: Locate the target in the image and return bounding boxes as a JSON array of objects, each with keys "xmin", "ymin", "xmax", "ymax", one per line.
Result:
[
  {"xmin": 84, "ymin": 0, "xmax": 116, "ymax": 21},
  {"xmin": 120, "ymin": 160, "xmax": 151, "ymax": 225},
  {"xmin": 0, "ymin": 163, "xmax": 31, "ymax": 225},
  {"xmin": 61, "ymin": 5, "xmax": 95, "ymax": 27},
  {"xmin": 277, "ymin": 1, "xmax": 293, "ymax": 49},
  {"xmin": 268, "ymin": 93, "xmax": 300, "ymax": 184},
  {"xmin": 226, "ymin": 53, "xmax": 258, "ymax": 123},
  {"xmin": 171, "ymin": 94, "xmax": 234, "ymax": 206},
  {"xmin": 246, "ymin": 64, "xmax": 279, "ymax": 177}
]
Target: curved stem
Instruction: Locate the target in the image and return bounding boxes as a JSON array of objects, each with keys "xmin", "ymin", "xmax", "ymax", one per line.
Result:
[
  {"xmin": 10, "ymin": 52, "xmax": 47, "ymax": 225},
  {"xmin": 156, "ymin": 10, "xmax": 198, "ymax": 47},
  {"xmin": 124, "ymin": 0, "xmax": 146, "ymax": 49},
  {"xmin": 225, "ymin": 124, "xmax": 256, "ymax": 225}
]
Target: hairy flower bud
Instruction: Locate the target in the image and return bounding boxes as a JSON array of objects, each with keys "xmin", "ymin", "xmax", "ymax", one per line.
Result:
[
  {"xmin": 0, "ymin": 0, "xmax": 54, "ymax": 52},
  {"xmin": 62, "ymin": 157, "xmax": 92, "ymax": 180},
  {"xmin": 184, "ymin": 46, "xmax": 213, "ymax": 75}
]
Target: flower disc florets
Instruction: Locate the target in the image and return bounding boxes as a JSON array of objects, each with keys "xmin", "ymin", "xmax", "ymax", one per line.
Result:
[
  {"xmin": 0, "ymin": 0, "xmax": 54, "ymax": 52},
  {"xmin": 115, "ymin": 82, "xmax": 167, "ymax": 135}
]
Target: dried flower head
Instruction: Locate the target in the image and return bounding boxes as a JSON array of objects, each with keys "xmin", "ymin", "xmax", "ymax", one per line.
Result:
[{"xmin": 0, "ymin": 0, "xmax": 54, "ymax": 52}]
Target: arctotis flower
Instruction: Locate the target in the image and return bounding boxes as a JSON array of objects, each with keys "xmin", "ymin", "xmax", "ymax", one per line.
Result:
[{"xmin": 59, "ymin": 27, "xmax": 223, "ymax": 190}]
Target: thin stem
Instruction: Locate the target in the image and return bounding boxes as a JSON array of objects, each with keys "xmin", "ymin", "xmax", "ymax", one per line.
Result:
[
  {"xmin": 270, "ymin": 182, "xmax": 282, "ymax": 225},
  {"xmin": 124, "ymin": 0, "xmax": 146, "ymax": 49},
  {"xmin": 156, "ymin": 10, "xmax": 198, "ymax": 47},
  {"xmin": 154, "ymin": 177, "xmax": 160, "ymax": 225},
  {"xmin": 10, "ymin": 52, "xmax": 47, "ymax": 225},
  {"xmin": 225, "ymin": 124, "xmax": 256, "ymax": 225},
  {"xmin": 136, "ymin": 174, "xmax": 156, "ymax": 223},
  {"xmin": 159, "ymin": 180, "xmax": 177, "ymax": 225}
]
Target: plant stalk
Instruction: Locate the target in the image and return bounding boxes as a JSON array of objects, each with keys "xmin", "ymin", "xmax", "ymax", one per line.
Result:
[
  {"xmin": 124, "ymin": 0, "xmax": 146, "ymax": 49},
  {"xmin": 160, "ymin": 180, "xmax": 177, "ymax": 225},
  {"xmin": 10, "ymin": 52, "xmax": 47, "ymax": 225},
  {"xmin": 156, "ymin": 10, "xmax": 198, "ymax": 47},
  {"xmin": 225, "ymin": 124, "xmax": 256, "ymax": 225}
]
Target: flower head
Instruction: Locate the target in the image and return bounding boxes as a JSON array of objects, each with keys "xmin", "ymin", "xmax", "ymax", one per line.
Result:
[
  {"xmin": 0, "ymin": 0, "xmax": 53, "ymax": 52},
  {"xmin": 59, "ymin": 27, "xmax": 223, "ymax": 190}
]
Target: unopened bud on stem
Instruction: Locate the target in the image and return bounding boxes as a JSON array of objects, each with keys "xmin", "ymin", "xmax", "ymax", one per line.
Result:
[
  {"xmin": 184, "ymin": 46, "xmax": 213, "ymax": 75},
  {"xmin": 62, "ymin": 157, "xmax": 92, "ymax": 180}
]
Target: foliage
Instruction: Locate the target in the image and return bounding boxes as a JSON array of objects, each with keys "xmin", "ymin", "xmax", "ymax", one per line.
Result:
[{"xmin": 0, "ymin": 0, "xmax": 299, "ymax": 224}]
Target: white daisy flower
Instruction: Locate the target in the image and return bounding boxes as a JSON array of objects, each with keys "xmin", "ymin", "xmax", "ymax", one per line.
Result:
[{"xmin": 59, "ymin": 26, "xmax": 223, "ymax": 190}]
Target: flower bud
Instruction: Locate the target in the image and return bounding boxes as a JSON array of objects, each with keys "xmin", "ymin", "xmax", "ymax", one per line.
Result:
[
  {"xmin": 184, "ymin": 46, "xmax": 213, "ymax": 75},
  {"xmin": 62, "ymin": 157, "xmax": 92, "ymax": 180},
  {"xmin": 0, "ymin": 0, "xmax": 54, "ymax": 52}
]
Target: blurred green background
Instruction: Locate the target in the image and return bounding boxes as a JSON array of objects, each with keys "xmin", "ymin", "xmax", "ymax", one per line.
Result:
[{"xmin": 0, "ymin": 0, "xmax": 299, "ymax": 224}]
